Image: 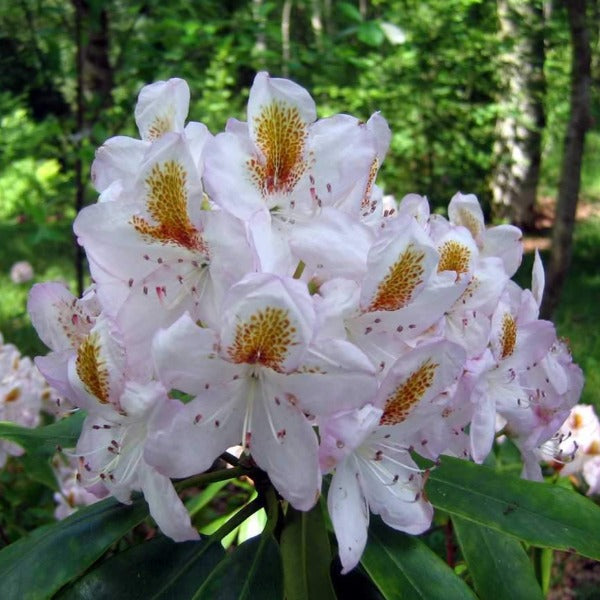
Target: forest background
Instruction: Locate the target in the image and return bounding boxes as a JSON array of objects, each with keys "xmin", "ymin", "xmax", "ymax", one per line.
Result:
[
  {"xmin": 1, "ymin": 2, "xmax": 600, "ymax": 594},
  {"xmin": 0, "ymin": 0, "xmax": 598, "ymax": 409}
]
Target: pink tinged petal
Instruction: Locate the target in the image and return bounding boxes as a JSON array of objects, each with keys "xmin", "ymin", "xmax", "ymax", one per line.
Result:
[
  {"xmin": 202, "ymin": 210, "xmax": 258, "ymax": 301},
  {"xmin": 314, "ymin": 278, "xmax": 361, "ymax": 340},
  {"xmin": 144, "ymin": 389, "xmax": 245, "ymax": 479},
  {"xmin": 98, "ymin": 180, "xmax": 125, "ymax": 203},
  {"xmin": 184, "ymin": 121, "xmax": 212, "ymax": 174},
  {"xmin": 35, "ymin": 353, "xmax": 77, "ymax": 402},
  {"xmin": 583, "ymin": 456, "xmax": 600, "ymax": 495},
  {"xmin": 469, "ymin": 391, "xmax": 497, "ymax": 463},
  {"xmin": 152, "ymin": 313, "xmax": 240, "ymax": 394},
  {"xmin": 139, "ymin": 466, "xmax": 199, "ymax": 542},
  {"xmin": 319, "ymin": 405, "xmax": 382, "ymax": 473},
  {"xmin": 246, "ymin": 208, "xmax": 296, "ymax": 275},
  {"xmin": 116, "ymin": 265, "xmax": 210, "ymax": 380},
  {"xmin": 290, "ymin": 207, "xmax": 373, "ymax": 280},
  {"xmin": 445, "ymin": 310, "xmax": 491, "ymax": 358},
  {"xmin": 220, "ymin": 274, "xmax": 314, "ymax": 373},
  {"xmin": 328, "ymin": 458, "xmax": 369, "ymax": 574},
  {"xmin": 481, "ymin": 225, "xmax": 523, "ymax": 278},
  {"xmin": 361, "ymin": 217, "xmax": 438, "ymax": 312},
  {"xmin": 396, "ymin": 194, "xmax": 431, "ymax": 225},
  {"xmin": 119, "ymin": 380, "xmax": 166, "ymax": 419},
  {"xmin": 447, "ymin": 192, "xmax": 485, "ymax": 241},
  {"xmin": 272, "ymin": 339, "xmax": 377, "ymax": 418},
  {"xmin": 28, "ymin": 282, "xmax": 96, "ymax": 352},
  {"xmin": 249, "ymin": 380, "xmax": 321, "ymax": 511},
  {"xmin": 360, "ymin": 449, "xmax": 433, "ymax": 535},
  {"xmin": 307, "ymin": 114, "xmax": 378, "ymax": 214},
  {"xmin": 454, "ymin": 257, "xmax": 508, "ymax": 315},
  {"xmin": 90, "ymin": 136, "xmax": 149, "ymax": 192},
  {"xmin": 367, "ymin": 112, "xmax": 392, "ymax": 162},
  {"xmin": 204, "ymin": 125, "xmax": 266, "ymax": 220},
  {"xmin": 532, "ymin": 250, "xmax": 545, "ymax": 308},
  {"xmin": 376, "ymin": 341, "xmax": 466, "ymax": 427},
  {"xmin": 135, "ymin": 78, "xmax": 190, "ymax": 141},
  {"xmin": 520, "ymin": 450, "xmax": 544, "ymax": 482}
]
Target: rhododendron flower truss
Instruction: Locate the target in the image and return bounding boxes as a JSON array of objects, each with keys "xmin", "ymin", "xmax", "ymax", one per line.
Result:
[{"xmin": 23, "ymin": 71, "xmax": 586, "ymax": 582}]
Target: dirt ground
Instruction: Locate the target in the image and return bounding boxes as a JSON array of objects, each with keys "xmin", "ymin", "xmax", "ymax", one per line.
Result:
[{"xmin": 522, "ymin": 196, "xmax": 600, "ymax": 253}]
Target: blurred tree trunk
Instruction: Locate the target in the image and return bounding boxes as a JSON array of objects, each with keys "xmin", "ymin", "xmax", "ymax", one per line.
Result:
[
  {"xmin": 491, "ymin": 0, "xmax": 546, "ymax": 230},
  {"xmin": 72, "ymin": 0, "xmax": 113, "ymax": 296},
  {"xmin": 281, "ymin": 0, "xmax": 292, "ymax": 77},
  {"xmin": 540, "ymin": 0, "xmax": 592, "ymax": 319}
]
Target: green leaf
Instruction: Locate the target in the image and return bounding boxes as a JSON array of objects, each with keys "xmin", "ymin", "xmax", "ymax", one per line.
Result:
[
  {"xmin": 186, "ymin": 480, "xmax": 229, "ymax": 517},
  {"xmin": 361, "ymin": 517, "xmax": 476, "ymax": 600},
  {"xmin": 56, "ymin": 536, "xmax": 224, "ymax": 599},
  {"xmin": 193, "ymin": 534, "xmax": 283, "ymax": 600},
  {"xmin": 0, "ymin": 412, "xmax": 85, "ymax": 456},
  {"xmin": 0, "ymin": 495, "xmax": 148, "ymax": 599},
  {"xmin": 357, "ymin": 22, "xmax": 385, "ymax": 47},
  {"xmin": 338, "ymin": 2, "xmax": 363, "ymax": 22},
  {"xmin": 425, "ymin": 455, "xmax": 600, "ymax": 559},
  {"xmin": 20, "ymin": 452, "xmax": 58, "ymax": 491},
  {"xmin": 280, "ymin": 502, "xmax": 337, "ymax": 600},
  {"xmin": 453, "ymin": 516, "xmax": 543, "ymax": 600}
]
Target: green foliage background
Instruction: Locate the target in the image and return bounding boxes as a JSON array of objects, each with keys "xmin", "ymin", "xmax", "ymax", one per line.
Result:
[{"xmin": 1, "ymin": 2, "xmax": 600, "ymax": 597}]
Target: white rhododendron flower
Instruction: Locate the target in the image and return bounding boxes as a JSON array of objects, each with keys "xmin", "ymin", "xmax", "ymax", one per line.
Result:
[{"xmin": 27, "ymin": 72, "xmax": 584, "ymax": 571}]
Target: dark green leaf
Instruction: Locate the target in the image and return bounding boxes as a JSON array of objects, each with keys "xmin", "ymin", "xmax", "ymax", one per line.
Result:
[
  {"xmin": 0, "ymin": 495, "xmax": 148, "ymax": 599},
  {"xmin": 193, "ymin": 534, "xmax": 283, "ymax": 600},
  {"xmin": 426, "ymin": 455, "xmax": 600, "ymax": 559},
  {"xmin": 280, "ymin": 502, "xmax": 336, "ymax": 600},
  {"xmin": 453, "ymin": 516, "xmax": 543, "ymax": 600},
  {"xmin": 0, "ymin": 412, "xmax": 85, "ymax": 456},
  {"xmin": 56, "ymin": 536, "xmax": 224, "ymax": 600},
  {"xmin": 361, "ymin": 517, "xmax": 476, "ymax": 600},
  {"xmin": 20, "ymin": 452, "xmax": 58, "ymax": 491}
]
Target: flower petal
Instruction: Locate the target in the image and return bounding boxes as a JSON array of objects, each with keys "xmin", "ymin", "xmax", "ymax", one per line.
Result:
[{"xmin": 328, "ymin": 457, "xmax": 369, "ymax": 574}]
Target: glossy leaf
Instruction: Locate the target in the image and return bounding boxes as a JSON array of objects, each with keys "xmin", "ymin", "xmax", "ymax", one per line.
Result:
[
  {"xmin": 453, "ymin": 516, "xmax": 543, "ymax": 600},
  {"xmin": 0, "ymin": 411, "xmax": 85, "ymax": 455},
  {"xmin": 56, "ymin": 536, "xmax": 224, "ymax": 599},
  {"xmin": 193, "ymin": 533, "xmax": 283, "ymax": 600},
  {"xmin": 425, "ymin": 456, "xmax": 600, "ymax": 559},
  {"xmin": 280, "ymin": 502, "xmax": 337, "ymax": 600},
  {"xmin": 361, "ymin": 517, "xmax": 476, "ymax": 600},
  {"xmin": 20, "ymin": 452, "xmax": 58, "ymax": 490},
  {"xmin": 0, "ymin": 495, "xmax": 148, "ymax": 599}
]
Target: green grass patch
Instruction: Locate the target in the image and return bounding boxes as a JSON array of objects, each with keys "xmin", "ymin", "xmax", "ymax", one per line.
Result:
[
  {"xmin": 0, "ymin": 219, "xmax": 76, "ymax": 357},
  {"xmin": 552, "ymin": 217, "xmax": 600, "ymax": 410}
]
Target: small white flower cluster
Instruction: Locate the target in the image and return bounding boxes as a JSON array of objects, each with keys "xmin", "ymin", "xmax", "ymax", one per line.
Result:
[
  {"xmin": 0, "ymin": 333, "xmax": 96, "ymax": 519},
  {"xmin": 0, "ymin": 333, "xmax": 45, "ymax": 466},
  {"xmin": 28, "ymin": 73, "xmax": 583, "ymax": 571},
  {"xmin": 9, "ymin": 261, "xmax": 34, "ymax": 284},
  {"xmin": 554, "ymin": 404, "xmax": 600, "ymax": 496}
]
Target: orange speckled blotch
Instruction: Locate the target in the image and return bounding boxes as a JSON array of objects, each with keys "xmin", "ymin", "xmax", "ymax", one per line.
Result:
[
  {"xmin": 132, "ymin": 161, "xmax": 208, "ymax": 254},
  {"xmin": 380, "ymin": 359, "xmax": 438, "ymax": 425},
  {"xmin": 228, "ymin": 307, "xmax": 296, "ymax": 371},
  {"xmin": 369, "ymin": 245, "xmax": 425, "ymax": 312},
  {"xmin": 75, "ymin": 332, "xmax": 110, "ymax": 404},
  {"xmin": 248, "ymin": 101, "xmax": 308, "ymax": 196}
]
